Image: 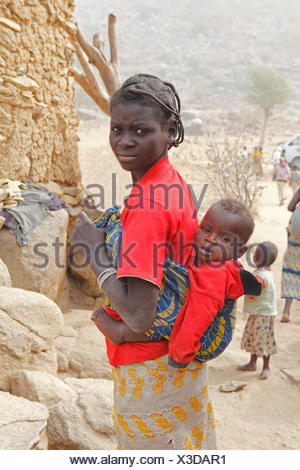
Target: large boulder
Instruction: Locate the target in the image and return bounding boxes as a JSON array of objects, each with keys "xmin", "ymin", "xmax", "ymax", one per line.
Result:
[
  {"xmin": 0, "ymin": 258, "xmax": 11, "ymax": 287},
  {"xmin": 0, "ymin": 391, "xmax": 48, "ymax": 449},
  {"xmin": 0, "ymin": 209, "xmax": 69, "ymax": 301},
  {"xmin": 10, "ymin": 370, "xmax": 76, "ymax": 407},
  {"xmin": 0, "ymin": 286, "xmax": 64, "ymax": 391},
  {"xmin": 69, "ymin": 323, "xmax": 112, "ymax": 380},
  {"xmin": 48, "ymin": 378, "xmax": 115, "ymax": 449},
  {"xmin": 69, "ymin": 248, "xmax": 101, "ymax": 297},
  {"xmin": 54, "ymin": 326, "xmax": 78, "ymax": 373}
]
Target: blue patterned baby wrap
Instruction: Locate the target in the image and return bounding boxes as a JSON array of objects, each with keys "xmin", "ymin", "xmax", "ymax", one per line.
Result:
[{"xmin": 94, "ymin": 207, "xmax": 236, "ymax": 362}]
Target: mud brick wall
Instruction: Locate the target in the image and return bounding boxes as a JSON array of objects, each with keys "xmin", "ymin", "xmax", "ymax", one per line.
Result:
[{"xmin": 0, "ymin": 0, "xmax": 81, "ymax": 185}]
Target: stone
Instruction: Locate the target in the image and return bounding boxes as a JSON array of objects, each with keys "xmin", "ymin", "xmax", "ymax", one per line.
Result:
[
  {"xmin": 32, "ymin": 106, "xmax": 44, "ymax": 119},
  {"xmin": 25, "ymin": 0, "xmax": 38, "ymax": 6},
  {"xmin": 44, "ymin": 181, "xmax": 64, "ymax": 196},
  {"xmin": 0, "ymin": 17, "xmax": 21, "ymax": 32},
  {"xmin": 0, "ymin": 29, "xmax": 17, "ymax": 52},
  {"xmin": 0, "ymin": 84, "xmax": 13, "ymax": 96},
  {"xmin": 0, "ymin": 286, "xmax": 63, "ymax": 340},
  {"xmin": 52, "ymin": 96, "xmax": 61, "ymax": 105},
  {"xmin": 0, "ymin": 391, "xmax": 48, "ymax": 449},
  {"xmin": 0, "ymin": 209, "xmax": 69, "ymax": 301},
  {"xmin": 69, "ymin": 248, "xmax": 101, "ymax": 297},
  {"xmin": 219, "ymin": 381, "xmax": 247, "ymax": 393},
  {"xmin": 16, "ymin": 66, "xmax": 25, "ymax": 75},
  {"xmin": 70, "ymin": 206, "xmax": 82, "ymax": 218},
  {"xmin": 47, "ymin": 379, "xmax": 115, "ymax": 449},
  {"xmin": 0, "ymin": 286, "xmax": 63, "ymax": 390},
  {"xmin": 69, "ymin": 323, "xmax": 112, "ymax": 380},
  {"xmin": 21, "ymin": 90, "xmax": 33, "ymax": 100},
  {"xmin": 64, "ymin": 377, "xmax": 113, "ymax": 394},
  {"xmin": 281, "ymin": 368, "xmax": 300, "ymax": 384},
  {"xmin": 11, "ymin": 370, "xmax": 76, "ymax": 407},
  {"xmin": 63, "ymin": 309, "xmax": 94, "ymax": 329},
  {"xmin": 62, "ymin": 186, "xmax": 79, "ymax": 197},
  {"xmin": 3, "ymin": 75, "xmax": 39, "ymax": 91},
  {"xmin": 54, "ymin": 334, "xmax": 77, "ymax": 372},
  {"xmin": 60, "ymin": 193, "xmax": 80, "ymax": 206},
  {"xmin": 0, "ymin": 258, "xmax": 11, "ymax": 287},
  {"xmin": 0, "ymin": 104, "xmax": 12, "ymax": 124}
]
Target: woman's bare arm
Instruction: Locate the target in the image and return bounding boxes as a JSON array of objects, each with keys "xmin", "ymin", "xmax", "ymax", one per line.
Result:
[
  {"xmin": 91, "ymin": 308, "xmax": 151, "ymax": 344},
  {"xmin": 288, "ymin": 188, "xmax": 300, "ymax": 212},
  {"xmin": 70, "ymin": 213, "xmax": 158, "ymax": 333},
  {"xmin": 99, "ymin": 275, "xmax": 158, "ymax": 333}
]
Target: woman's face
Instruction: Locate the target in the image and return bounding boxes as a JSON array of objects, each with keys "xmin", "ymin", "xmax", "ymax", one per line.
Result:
[{"xmin": 109, "ymin": 102, "xmax": 172, "ymax": 182}]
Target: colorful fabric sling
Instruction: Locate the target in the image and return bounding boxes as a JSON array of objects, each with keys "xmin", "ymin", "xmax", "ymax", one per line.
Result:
[{"xmin": 94, "ymin": 207, "xmax": 236, "ymax": 362}]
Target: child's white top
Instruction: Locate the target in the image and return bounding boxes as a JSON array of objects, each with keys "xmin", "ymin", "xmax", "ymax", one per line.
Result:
[{"xmin": 243, "ymin": 267, "xmax": 277, "ymax": 317}]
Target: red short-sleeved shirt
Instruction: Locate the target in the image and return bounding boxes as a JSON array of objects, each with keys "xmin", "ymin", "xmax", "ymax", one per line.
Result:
[{"xmin": 105, "ymin": 156, "xmax": 198, "ymax": 365}]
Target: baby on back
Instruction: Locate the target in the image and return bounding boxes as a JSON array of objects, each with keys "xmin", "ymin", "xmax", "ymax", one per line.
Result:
[{"xmin": 92, "ymin": 199, "xmax": 261, "ymax": 366}]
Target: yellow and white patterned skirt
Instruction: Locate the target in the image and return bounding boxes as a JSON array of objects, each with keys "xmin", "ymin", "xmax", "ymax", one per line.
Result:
[{"xmin": 112, "ymin": 355, "xmax": 216, "ymax": 450}]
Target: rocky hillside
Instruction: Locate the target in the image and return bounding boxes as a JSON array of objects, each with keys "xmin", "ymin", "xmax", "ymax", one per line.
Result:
[{"xmin": 74, "ymin": 0, "xmax": 300, "ymax": 110}]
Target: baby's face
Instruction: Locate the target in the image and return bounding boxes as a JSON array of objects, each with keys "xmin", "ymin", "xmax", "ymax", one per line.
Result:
[{"xmin": 195, "ymin": 206, "xmax": 246, "ymax": 264}]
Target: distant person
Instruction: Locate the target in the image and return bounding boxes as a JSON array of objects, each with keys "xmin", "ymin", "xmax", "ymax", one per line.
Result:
[
  {"xmin": 252, "ymin": 146, "xmax": 263, "ymax": 176},
  {"xmin": 237, "ymin": 241, "xmax": 278, "ymax": 380},
  {"xmin": 280, "ymin": 188, "xmax": 300, "ymax": 323},
  {"xmin": 272, "ymin": 146, "xmax": 282, "ymax": 165},
  {"xmin": 272, "ymin": 145, "xmax": 282, "ymax": 180},
  {"xmin": 274, "ymin": 155, "xmax": 291, "ymax": 205}
]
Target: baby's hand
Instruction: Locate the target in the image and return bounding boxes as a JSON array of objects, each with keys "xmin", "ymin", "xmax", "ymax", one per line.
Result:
[
  {"xmin": 91, "ymin": 307, "xmax": 107, "ymax": 325},
  {"xmin": 91, "ymin": 307, "xmax": 123, "ymax": 345}
]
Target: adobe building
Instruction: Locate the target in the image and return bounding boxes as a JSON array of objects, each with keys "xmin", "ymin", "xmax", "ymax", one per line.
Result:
[{"xmin": 0, "ymin": 0, "xmax": 81, "ymax": 185}]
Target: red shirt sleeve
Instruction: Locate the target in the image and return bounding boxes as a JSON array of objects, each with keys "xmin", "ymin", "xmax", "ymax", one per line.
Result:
[
  {"xmin": 117, "ymin": 200, "xmax": 173, "ymax": 287},
  {"xmin": 223, "ymin": 261, "xmax": 245, "ymax": 298},
  {"xmin": 255, "ymin": 275, "xmax": 266, "ymax": 289},
  {"xmin": 246, "ymin": 274, "xmax": 266, "ymax": 299}
]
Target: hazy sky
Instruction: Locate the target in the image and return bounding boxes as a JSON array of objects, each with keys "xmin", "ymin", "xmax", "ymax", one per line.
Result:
[{"xmin": 75, "ymin": 0, "xmax": 300, "ymax": 108}]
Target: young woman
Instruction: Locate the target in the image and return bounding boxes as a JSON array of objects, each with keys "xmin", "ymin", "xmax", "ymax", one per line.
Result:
[{"xmin": 70, "ymin": 74, "xmax": 216, "ymax": 449}]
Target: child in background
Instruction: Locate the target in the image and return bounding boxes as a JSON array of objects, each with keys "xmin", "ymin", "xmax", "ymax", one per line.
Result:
[{"xmin": 237, "ymin": 241, "xmax": 278, "ymax": 380}]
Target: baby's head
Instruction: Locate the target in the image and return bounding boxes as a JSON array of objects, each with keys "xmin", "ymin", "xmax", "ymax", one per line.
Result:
[
  {"xmin": 253, "ymin": 241, "xmax": 278, "ymax": 268},
  {"xmin": 195, "ymin": 199, "xmax": 254, "ymax": 264}
]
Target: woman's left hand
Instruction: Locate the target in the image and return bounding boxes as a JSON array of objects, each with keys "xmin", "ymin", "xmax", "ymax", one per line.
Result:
[{"xmin": 69, "ymin": 212, "xmax": 111, "ymax": 274}]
